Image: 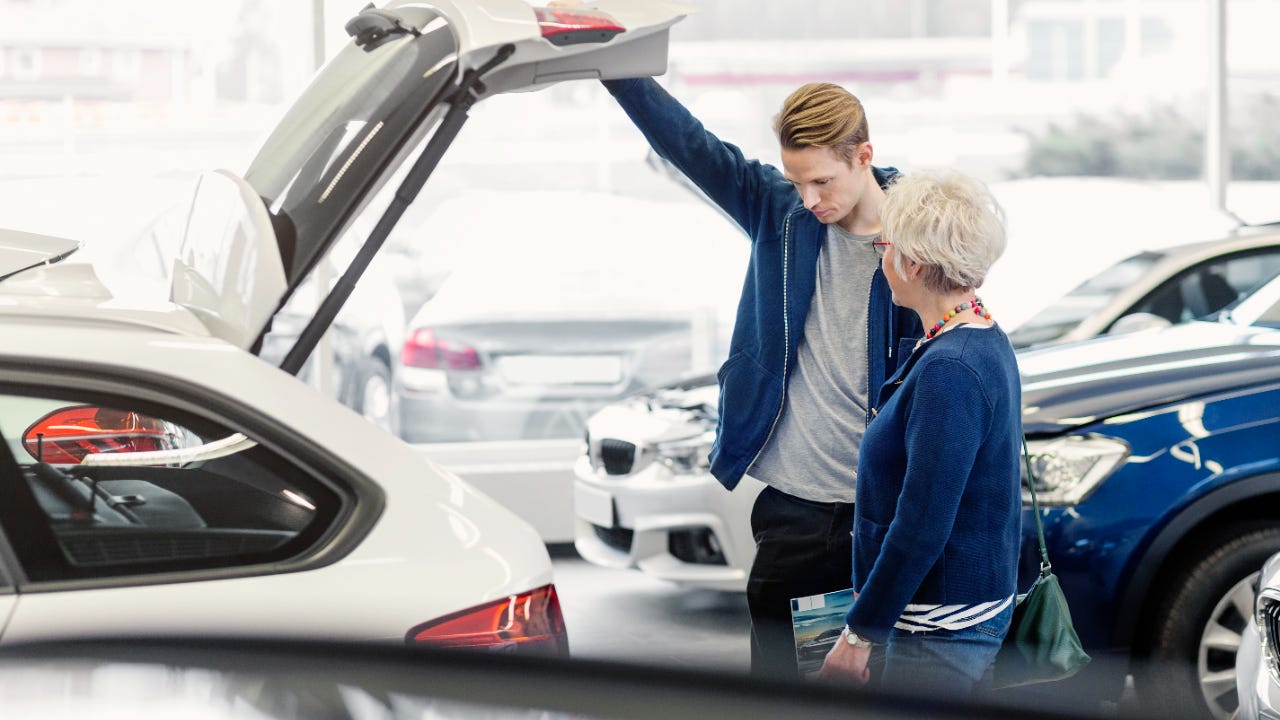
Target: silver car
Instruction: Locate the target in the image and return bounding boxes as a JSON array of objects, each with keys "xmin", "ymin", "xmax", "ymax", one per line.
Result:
[{"xmin": 1008, "ymin": 224, "xmax": 1280, "ymax": 348}]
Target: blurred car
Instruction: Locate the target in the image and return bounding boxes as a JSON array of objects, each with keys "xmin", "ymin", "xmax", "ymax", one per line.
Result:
[
  {"xmin": 579, "ymin": 267, "xmax": 1280, "ymax": 719},
  {"xmin": 0, "ymin": 0, "xmax": 700, "ymax": 650},
  {"xmin": 391, "ymin": 190, "xmax": 746, "ymax": 542},
  {"xmin": 1007, "ymin": 224, "xmax": 1280, "ymax": 348},
  {"xmin": 394, "ymin": 191, "xmax": 745, "ymax": 445},
  {"xmin": 1235, "ymin": 549, "xmax": 1280, "ymax": 720}
]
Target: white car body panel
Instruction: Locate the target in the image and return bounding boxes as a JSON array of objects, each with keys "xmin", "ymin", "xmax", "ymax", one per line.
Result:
[
  {"xmin": 170, "ymin": 169, "xmax": 289, "ymax": 351},
  {"xmin": 419, "ymin": 439, "xmax": 581, "ymax": 542},
  {"xmin": 0, "ymin": 262, "xmax": 215, "ymax": 336},
  {"xmin": 573, "ymin": 454, "xmax": 759, "ymax": 592},
  {"xmin": 0, "ymin": 229, "xmax": 79, "ymax": 279},
  {"xmin": 0, "ymin": 321, "xmax": 551, "ymax": 644}
]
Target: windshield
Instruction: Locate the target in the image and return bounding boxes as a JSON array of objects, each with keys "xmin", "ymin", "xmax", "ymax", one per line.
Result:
[
  {"xmin": 1009, "ymin": 252, "xmax": 1161, "ymax": 347},
  {"xmin": 242, "ymin": 9, "xmax": 458, "ymax": 291}
]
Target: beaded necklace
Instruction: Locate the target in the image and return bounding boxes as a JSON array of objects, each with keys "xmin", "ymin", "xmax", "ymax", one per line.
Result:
[{"xmin": 925, "ymin": 297, "xmax": 992, "ymax": 340}]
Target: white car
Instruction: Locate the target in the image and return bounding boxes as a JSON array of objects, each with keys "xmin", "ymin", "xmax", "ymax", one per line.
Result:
[
  {"xmin": 574, "ymin": 373, "xmax": 760, "ymax": 592},
  {"xmin": 1007, "ymin": 225, "xmax": 1280, "ymax": 349},
  {"xmin": 0, "ymin": 0, "xmax": 691, "ymax": 648}
]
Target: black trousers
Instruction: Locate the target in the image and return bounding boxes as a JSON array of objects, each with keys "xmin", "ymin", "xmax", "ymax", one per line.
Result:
[{"xmin": 747, "ymin": 484, "xmax": 855, "ymax": 681}]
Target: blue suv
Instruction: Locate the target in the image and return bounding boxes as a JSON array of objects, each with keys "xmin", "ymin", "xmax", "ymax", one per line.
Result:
[{"xmin": 1017, "ymin": 266, "xmax": 1280, "ymax": 719}]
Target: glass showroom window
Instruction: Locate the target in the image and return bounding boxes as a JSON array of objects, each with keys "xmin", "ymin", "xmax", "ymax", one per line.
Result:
[{"xmin": 0, "ymin": 390, "xmax": 342, "ymax": 583}]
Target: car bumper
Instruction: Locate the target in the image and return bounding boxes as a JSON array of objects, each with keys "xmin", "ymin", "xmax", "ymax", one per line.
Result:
[
  {"xmin": 396, "ymin": 371, "xmax": 610, "ymax": 443},
  {"xmin": 571, "ymin": 454, "xmax": 761, "ymax": 592},
  {"xmin": 1239, "ymin": 619, "xmax": 1280, "ymax": 719}
]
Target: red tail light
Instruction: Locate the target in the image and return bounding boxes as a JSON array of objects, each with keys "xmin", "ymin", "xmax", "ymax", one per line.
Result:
[
  {"xmin": 533, "ymin": 7, "xmax": 623, "ymax": 45},
  {"xmin": 22, "ymin": 406, "xmax": 184, "ymax": 464},
  {"xmin": 401, "ymin": 328, "xmax": 481, "ymax": 370},
  {"xmin": 407, "ymin": 584, "xmax": 569, "ymax": 657}
]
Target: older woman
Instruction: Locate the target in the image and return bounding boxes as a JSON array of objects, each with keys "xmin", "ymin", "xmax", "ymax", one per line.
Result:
[{"xmin": 818, "ymin": 170, "xmax": 1022, "ymax": 696}]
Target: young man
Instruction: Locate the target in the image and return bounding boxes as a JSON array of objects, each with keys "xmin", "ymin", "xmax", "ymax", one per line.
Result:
[{"xmin": 602, "ymin": 76, "xmax": 920, "ymax": 679}]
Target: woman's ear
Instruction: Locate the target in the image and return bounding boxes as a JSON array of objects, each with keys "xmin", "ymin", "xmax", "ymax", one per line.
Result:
[{"xmin": 904, "ymin": 257, "xmax": 921, "ymax": 277}]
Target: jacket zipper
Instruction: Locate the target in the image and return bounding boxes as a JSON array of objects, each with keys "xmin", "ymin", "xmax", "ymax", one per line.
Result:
[
  {"xmin": 865, "ymin": 270, "xmax": 875, "ymax": 425},
  {"xmin": 746, "ymin": 210, "xmax": 795, "ymax": 471}
]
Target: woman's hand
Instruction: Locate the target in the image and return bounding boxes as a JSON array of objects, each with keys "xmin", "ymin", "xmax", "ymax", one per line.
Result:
[{"xmin": 818, "ymin": 636, "xmax": 872, "ymax": 684}]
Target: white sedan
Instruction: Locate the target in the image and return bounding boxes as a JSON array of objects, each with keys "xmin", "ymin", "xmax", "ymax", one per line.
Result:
[{"xmin": 0, "ymin": 0, "xmax": 691, "ymax": 649}]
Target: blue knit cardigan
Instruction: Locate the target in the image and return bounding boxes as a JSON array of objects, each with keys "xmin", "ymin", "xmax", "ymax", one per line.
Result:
[{"xmin": 844, "ymin": 325, "xmax": 1023, "ymax": 644}]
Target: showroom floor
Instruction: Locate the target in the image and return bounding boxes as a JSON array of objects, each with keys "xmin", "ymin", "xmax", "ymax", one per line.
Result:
[
  {"xmin": 550, "ymin": 547, "xmax": 750, "ymax": 672},
  {"xmin": 553, "ymin": 547, "xmax": 1138, "ymax": 716}
]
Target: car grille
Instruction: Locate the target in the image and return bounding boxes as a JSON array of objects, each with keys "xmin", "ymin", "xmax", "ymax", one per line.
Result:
[
  {"xmin": 592, "ymin": 523, "xmax": 634, "ymax": 552},
  {"xmin": 668, "ymin": 527, "xmax": 727, "ymax": 566},
  {"xmin": 1261, "ymin": 591, "xmax": 1280, "ymax": 682},
  {"xmin": 598, "ymin": 438, "xmax": 637, "ymax": 475}
]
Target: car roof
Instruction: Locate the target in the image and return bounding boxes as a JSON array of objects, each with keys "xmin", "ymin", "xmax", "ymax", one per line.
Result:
[{"xmin": 1146, "ymin": 222, "xmax": 1280, "ymax": 264}]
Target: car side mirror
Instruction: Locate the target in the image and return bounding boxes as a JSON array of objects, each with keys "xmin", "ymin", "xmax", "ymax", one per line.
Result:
[
  {"xmin": 1107, "ymin": 312, "xmax": 1173, "ymax": 336},
  {"xmin": 22, "ymin": 406, "xmax": 189, "ymax": 465}
]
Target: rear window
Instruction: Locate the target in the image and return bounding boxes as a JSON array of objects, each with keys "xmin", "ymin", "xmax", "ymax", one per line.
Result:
[{"xmin": 0, "ymin": 390, "xmax": 343, "ymax": 583}]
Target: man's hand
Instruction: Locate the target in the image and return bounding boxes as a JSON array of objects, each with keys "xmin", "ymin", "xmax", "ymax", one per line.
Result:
[{"xmin": 818, "ymin": 636, "xmax": 872, "ymax": 685}]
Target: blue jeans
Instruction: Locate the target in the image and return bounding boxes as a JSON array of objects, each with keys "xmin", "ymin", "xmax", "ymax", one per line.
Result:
[{"xmin": 872, "ymin": 600, "xmax": 1014, "ymax": 697}]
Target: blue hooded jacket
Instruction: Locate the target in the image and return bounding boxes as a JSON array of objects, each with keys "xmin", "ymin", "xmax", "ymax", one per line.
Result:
[{"xmin": 604, "ymin": 77, "xmax": 922, "ymax": 491}]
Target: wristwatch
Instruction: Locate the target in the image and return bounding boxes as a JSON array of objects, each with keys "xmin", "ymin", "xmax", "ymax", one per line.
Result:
[{"xmin": 841, "ymin": 625, "xmax": 873, "ymax": 649}]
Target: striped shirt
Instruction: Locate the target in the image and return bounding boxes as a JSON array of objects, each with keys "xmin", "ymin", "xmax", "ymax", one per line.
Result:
[{"xmin": 894, "ymin": 595, "xmax": 1015, "ymax": 633}]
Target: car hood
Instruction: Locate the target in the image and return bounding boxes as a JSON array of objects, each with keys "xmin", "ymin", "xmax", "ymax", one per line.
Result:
[
  {"xmin": 0, "ymin": 229, "xmax": 80, "ymax": 280},
  {"xmin": 172, "ymin": 0, "xmax": 691, "ymax": 352},
  {"xmin": 586, "ymin": 323, "xmax": 1280, "ymax": 441},
  {"xmin": 1019, "ymin": 321, "xmax": 1280, "ymax": 434}
]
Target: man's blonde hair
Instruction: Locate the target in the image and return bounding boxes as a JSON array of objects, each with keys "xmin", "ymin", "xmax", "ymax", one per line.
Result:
[{"xmin": 773, "ymin": 83, "xmax": 869, "ymax": 164}]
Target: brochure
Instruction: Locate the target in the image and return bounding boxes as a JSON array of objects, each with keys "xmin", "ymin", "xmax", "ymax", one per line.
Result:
[{"xmin": 790, "ymin": 587, "xmax": 854, "ymax": 679}]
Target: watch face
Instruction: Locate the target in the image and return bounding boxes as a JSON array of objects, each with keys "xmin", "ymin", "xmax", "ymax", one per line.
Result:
[{"xmin": 843, "ymin": 629, "xmax": 870, "ymax": 647}]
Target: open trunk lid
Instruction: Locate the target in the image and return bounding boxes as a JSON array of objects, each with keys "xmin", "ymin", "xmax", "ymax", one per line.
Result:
[{"xmin": 169, "ymin": 0, "xmax": 691, "ymax": 356}]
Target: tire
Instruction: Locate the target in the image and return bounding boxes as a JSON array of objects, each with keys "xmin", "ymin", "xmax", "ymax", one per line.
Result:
[
  {"xmin": 351, "ymin": 356, "xmax": 395, "ymax": 434},
  {"xmin": 1134, "ymin": 524, "xmax": 1280, "ymax": 720}
]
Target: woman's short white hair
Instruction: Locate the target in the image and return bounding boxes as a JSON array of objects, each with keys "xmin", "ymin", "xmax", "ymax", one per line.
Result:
[{"xmin": 883, "ymin": 170, "xmax": 1006, "ymax": 294}]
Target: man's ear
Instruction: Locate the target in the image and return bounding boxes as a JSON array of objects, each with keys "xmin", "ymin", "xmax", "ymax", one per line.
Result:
[{"xmin": 856, "ymin": 141, "xmax": 874, "ymax": 168}]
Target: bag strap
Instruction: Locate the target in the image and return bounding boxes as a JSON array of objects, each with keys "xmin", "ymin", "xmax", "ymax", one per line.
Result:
[{"xmin": 1021, "ymin": 436, "xmax": 1052, "ymax": 578}]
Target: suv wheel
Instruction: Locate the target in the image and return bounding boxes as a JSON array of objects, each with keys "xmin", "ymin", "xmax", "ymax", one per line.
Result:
[{"xmin": 1135, "ymin": 524, "xmax": 1280, "ymax": 720}]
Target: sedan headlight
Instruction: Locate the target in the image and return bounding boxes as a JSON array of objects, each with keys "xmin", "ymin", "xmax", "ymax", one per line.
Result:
[
  {"xmin": 1022, "ymin": 435, "xmax": 1130, "ymax": 506},
  {"xmin": 655, "ymin": 430, "xmax": 715, "ymax": 475}
]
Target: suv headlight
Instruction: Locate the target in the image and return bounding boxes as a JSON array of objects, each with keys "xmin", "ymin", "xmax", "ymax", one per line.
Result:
[
  {"xmin": 655, "ymin": 430, "xmax": 715, "ymax": 475},
  {"xmin": 1022, "ymin": 435, "xmax": 1129, "ymax": 506}
]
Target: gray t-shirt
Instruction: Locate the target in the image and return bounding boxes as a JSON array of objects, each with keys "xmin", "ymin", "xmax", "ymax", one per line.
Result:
[{"xmin": 746, "ymin": 224, "xmax": 881, "ymax": 503}]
